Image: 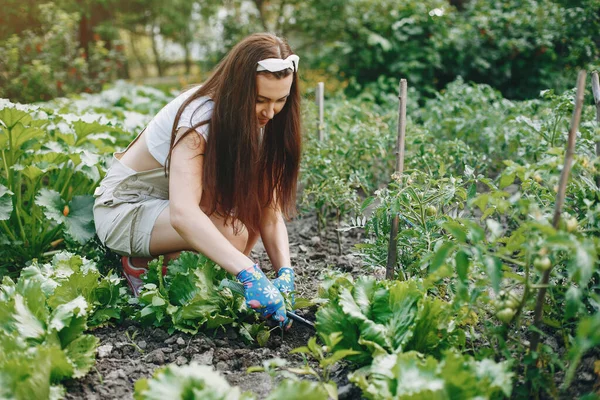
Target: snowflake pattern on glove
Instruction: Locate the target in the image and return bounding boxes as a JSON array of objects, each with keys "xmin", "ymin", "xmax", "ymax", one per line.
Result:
[
  {"xmin": 273, "ymin": 267, "xmax": 295, "ymax": 307},
  {"xmin": 236, "ymin": 264, "xmax": 288, "ymax": 326}
]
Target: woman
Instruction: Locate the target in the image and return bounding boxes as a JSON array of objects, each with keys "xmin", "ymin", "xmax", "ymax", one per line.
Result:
[{"xmin": 93, "ymin": 33, "xmax": 301, "ymax": 328}]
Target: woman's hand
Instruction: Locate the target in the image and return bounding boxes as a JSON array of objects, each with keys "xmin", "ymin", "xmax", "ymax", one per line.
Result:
[
  {"xmin": 273, "ymin": 267, "xmax": 295, "ymax": 307},
  {"xmin": 236, "ymin": 264, "xmax": 289, "ymax": 327}
]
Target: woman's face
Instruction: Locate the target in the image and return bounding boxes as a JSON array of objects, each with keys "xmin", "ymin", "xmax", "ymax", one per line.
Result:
[{"xmin": 255, "ymin": 73, "xmax": 294, "ymax": 127}]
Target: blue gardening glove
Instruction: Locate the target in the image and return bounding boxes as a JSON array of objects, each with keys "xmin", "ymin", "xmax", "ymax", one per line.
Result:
[
  {"xmin": 273, "ymin": 267, "xmax": 295, "ymax": 308},
  {"xmin": 236, "ymin": 264, "xmax": 289, "ymax": 327}
]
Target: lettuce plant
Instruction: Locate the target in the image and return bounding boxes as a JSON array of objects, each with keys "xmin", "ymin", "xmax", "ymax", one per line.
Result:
[
  {"xmin": 133, "ymin": 252, "xmax": 257, "ymax": 336},
  {"xmin": 134, "ymin": 363, "xmax": 255, "ymax": 400},
  {"xmin": 350, "ymin": 350, "xmax": 513, "ymax": 399},
  {"xmin": 0, "ymin": 103, "xmax": 131, "ymax": 274},
  {"xmin": 316, "ymin": 276, "xmax": 466, "ymax": 366},
  {"xmin": 135, "ymin": 361, "xmax": 330, "ymax": 400},
  {"xmin": 0, "ymin": 252, "xmax": 125, "ymax": 399}
]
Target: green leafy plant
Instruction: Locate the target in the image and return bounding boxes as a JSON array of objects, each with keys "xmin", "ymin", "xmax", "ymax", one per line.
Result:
[
  {"xmin": 135, "ymin": 360, "xmax": 332, "ymax": 400},
  {"xmin": 0, "ymin": 251, "xmax": 123, "ymax": 399},
  {"xmin": 350, "ymin": 350, "xmax": 513, "ymax": 399},
  {"xmin": 316, "ymin": 276, "xmax": 467, "ymax": 366},
  {"xmin": 134, "ymin": 363, "xmax": 255, "ymax": 400},
  {"xmin": 300, "ymin": 95, "xmax": 395, "ymax": 240},
  {"xmin": 0, "ymin": 103, "xmax": 133, "ymax": 275},
  {"xmin": 132, "ymin": 252, "xmax": 270, "ymax": 342},
  {"xmin": 250, "ymin": 333, "xmax": 360, "ymax": 399},
  {"xmin": 354, "ymin": 81, "xmax": 600, "ymax": 397},
  {"xmin": 0, "ymin": 3, "xmax": 124, "ymax": 103}
]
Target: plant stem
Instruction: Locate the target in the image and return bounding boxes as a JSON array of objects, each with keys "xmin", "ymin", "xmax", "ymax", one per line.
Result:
[
  {"xmin": 0, "ymin": 220, "xmax": 17, "ymax": 241},
  {"xmin": 549, "ymin": 115, "xmax": 562, "ymax": 148},
  {"xmin": 60, "ymin": 169, "xmax": 74, "ymax": 198},
  {"xmin": 1, "ymin": 149, "xmax": 10, "ymax": 183},
  {"xmin": 530, "ymin": 70, "xmax": 586, "ymax": 354}
]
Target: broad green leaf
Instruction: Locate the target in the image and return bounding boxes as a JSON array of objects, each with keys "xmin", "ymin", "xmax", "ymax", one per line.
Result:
[
  {"xmin": 47, "ymin": 344, "xmax": 74, "ymax": 381},
  {"xmin": 321, "ymin": 349, "xmax": 362, "ymax": 367},
  {"xmin": 462, "ymin": 220, "xmax": 485, "ymax": 243},
  {"xmin": 168, "ymin": 274, "xmax": 198, "ymax": 306},
  {"xmin": 0, "ymin": 185, "xmax": 13, "ymax": 220},
  {"xmin": 484, "ymin": 256, "xmax": 502, "ymax": 294},
  {"xmin": 387, "ymin": 281, "xmax": 421, "ymax": 350},
  {"xmin": 565, "ymin": 287, "xmax": 583, "ymax": 320},
  {"xmin": 205, "ymin": 315, "xmax": 235, "ymax": 330},
  {"xmin": 13, "ymin": 294, "xmax": 45, "ymax": 341},
  {"xmin": 499, "ymin": 171, "xmax": 515, "ymax": 189},
  {"xmin": 35, "ymin": 189, "xmax": 65, "ymax": 225},
  {"xmin": 339, "ymin": 287, "xmax": 368, "ymax": 324},
  {"xmin": 455, "ymin": 249, "xmax": 469, "ymax": 282},
  {"xmin": 2, "ymin": 345, "xmax": 53, "ymax": 400},
  {"xmin": 10, "ymin": 123, "xmax": 45, "ymax": 149},
  {"xmin": 442, "ymin": 221, "xmax": 467, "ymax": 243},
  {"xmin": 471, "ymin": 193, "xmax": 490, "ymax": 212},
  {"xmin": 351, "ymin": 350, "xmax": 512, "ymax": 400},
  {"xmin": 15, "ymin": 274, "xmax": 49, "ymax": 323},
  {"xmin": 64, "ymin": 335, "xmax": 99, "ymax": 378},
  {"xmin": 64, "ymin": 195, "xmax": 95, "ymax": 244},
  {"xmin": 19, "ymin": 165, "xmax": 44, "ymax": 181},
  {"xmin": 48, "ymin": 269, "xmax": 100, "ymax": 310},
  {"xmin": 429, "ymin": 242, "xmax": 455, "ymax": 273},
  {"xmin": 72, "ymin": 121, "xmax": 112, "ymax": 146},
  {"xmin": 0, "ymin": 108, "xmax": 32, "ymax": 130},
  {"xmin": 152, "ymin": 296, "xmax": 166, "ymax": 307},
  {"xmin": 48, "ymin": 296, "xmax": 88, "ymax": 337},
  {"xmin": 256, "ymin": 330, "xmax": 270, "ymax": 347},
  {"xmin": 568, "ymin": 242, "xmax": 596, "ymax": 287}
]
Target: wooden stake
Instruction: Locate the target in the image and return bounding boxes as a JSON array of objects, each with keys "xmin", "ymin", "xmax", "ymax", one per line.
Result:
[
  {"xmin": 385, "ymin": 79, "xmax": 408, "ymax": 280},
  {"xmin": 591, "ymin": 72, "xmax": 600, "ymax": 188},
  {"xmin": 530, "ymin": 70, "xmax": 587, "ymax": 353},
  {"xmin": 317, "ymin": 82, "xmax": 325, "ymax": 141}
]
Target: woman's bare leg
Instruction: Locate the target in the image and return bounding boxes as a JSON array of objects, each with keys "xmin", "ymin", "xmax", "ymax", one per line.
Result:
[
  {"xmin": 146, "ymin": 206, "xmax": 252, "ymax": 262},
  {"xmin": 243, "ymin": 231, "xmax": 260, "ymax": 256}
]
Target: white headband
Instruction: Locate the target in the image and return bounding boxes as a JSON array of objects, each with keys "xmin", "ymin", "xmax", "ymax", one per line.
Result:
[{"xmin": 257, "ymin": 54, "xmax": 299, "ymax": 73}]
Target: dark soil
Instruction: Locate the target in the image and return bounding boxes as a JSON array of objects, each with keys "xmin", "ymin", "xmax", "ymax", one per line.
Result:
[{"xmin": 64, "ymin": 214, "xmax": 365, "ymax": 399}]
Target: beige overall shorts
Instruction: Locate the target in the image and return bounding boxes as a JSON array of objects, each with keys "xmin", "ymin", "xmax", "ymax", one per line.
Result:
[{"xmin": 92, "ymin": 131, "xmax": 169, "ymax": 257}]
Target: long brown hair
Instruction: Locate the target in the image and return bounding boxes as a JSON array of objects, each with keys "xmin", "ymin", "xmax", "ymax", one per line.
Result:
[{"xmin": 165, "ymin": 33, "xmax": 301, "ymax": 234}]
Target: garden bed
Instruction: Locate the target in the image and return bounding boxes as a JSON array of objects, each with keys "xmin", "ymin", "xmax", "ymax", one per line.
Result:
[{"xmin": 64, "ymin": 214, "xmax": 365, "ymax": 399}]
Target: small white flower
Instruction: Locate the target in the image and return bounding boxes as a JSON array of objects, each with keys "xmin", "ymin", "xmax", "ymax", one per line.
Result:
[{"xmin": 263, "ymin": 286, "xmax": 279, "ymax": 300}]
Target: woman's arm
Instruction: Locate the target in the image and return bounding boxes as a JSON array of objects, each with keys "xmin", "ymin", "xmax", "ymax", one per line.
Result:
[
  {"xmin": 168, "ymin": 128, "xmax": 254, "ymax": 275},
  {"xmin": 260, "ymin": 203, "xmax": 292, "ymax": 273}
]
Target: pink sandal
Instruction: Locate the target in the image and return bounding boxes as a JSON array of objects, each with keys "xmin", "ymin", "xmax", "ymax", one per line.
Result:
[{"xmin": 121, "ymin": 257, "xmax": 167, "ymax": 297}]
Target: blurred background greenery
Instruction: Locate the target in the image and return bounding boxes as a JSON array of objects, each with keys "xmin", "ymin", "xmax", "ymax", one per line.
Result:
[{"xmin": 0, "ymin": 0, "xmax": 599, "ymax": 103}]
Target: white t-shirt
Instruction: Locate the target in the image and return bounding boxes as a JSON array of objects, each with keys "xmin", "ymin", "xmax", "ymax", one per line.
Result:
[{"xmin": 145, "ymin": 87, "xmax": 214, "ymax": 166}]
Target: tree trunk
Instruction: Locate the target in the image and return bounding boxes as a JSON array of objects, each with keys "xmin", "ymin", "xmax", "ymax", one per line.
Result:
[
  {"xmin": 184, "ymin": 41, "xmax": 191, "ymax": 75},
  {"xmin": 129, "ymin": 33, "xmax": 148, "ymax": 77},
  {"xmin": 252, "ymin": 0, "xmax": 269, "ymax": 31},
  {"xmin": 150, "ymin": 25, "xmax": 164, "ymax": 77},
  {"xmin": 79, "ymin": 12, "xmax": 91, "ymax": 57}
]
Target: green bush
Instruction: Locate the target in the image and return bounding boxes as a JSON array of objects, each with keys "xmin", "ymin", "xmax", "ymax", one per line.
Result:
[
  {"xmin": 292, "ymin": 0, "xmax": 599, "ymax": 100},
  {"xmin": 0, "ymin": 3, "xmax": 124, "ymax": 103}
]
